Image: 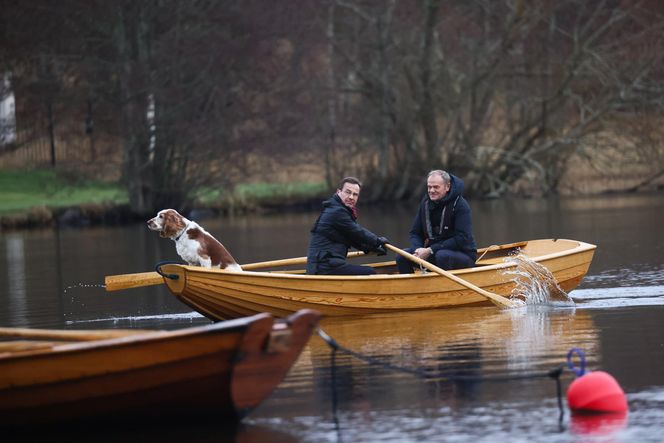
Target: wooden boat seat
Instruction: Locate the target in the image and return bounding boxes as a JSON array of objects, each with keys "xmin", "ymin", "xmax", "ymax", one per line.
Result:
[{"xmin": 475, "ymin": 257, "xmax": 508, "ymax": 266}]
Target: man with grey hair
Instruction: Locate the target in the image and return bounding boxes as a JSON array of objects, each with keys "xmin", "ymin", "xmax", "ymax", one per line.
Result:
[{"xmin": 396, "ymin": 170, "xmax": 477, "ymax": 273}]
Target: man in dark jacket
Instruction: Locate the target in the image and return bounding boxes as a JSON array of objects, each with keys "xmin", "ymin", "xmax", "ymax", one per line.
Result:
[
  {"xmin": 307, "ymin": 177, "xmax": 388, "ymax": 275},
  {"xmin": 396, "ymin": 170, "xmax": 477, "ymax": 273}
]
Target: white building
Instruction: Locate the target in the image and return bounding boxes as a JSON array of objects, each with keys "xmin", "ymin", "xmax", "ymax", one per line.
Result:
[{"xmin": 0, "ymin": 73, "xmax": 17, "ymax": 145}]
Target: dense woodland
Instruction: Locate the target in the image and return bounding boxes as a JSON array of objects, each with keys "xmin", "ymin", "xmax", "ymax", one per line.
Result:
[{"xmin": 1, "ymin": 0, "xmax": 664, "ymax": 214}]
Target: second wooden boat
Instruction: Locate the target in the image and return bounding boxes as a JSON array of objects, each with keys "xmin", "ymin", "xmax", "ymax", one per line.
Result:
[{"xmin": 0, "ymin": 309, "xmax": 320, "ymax": 426}]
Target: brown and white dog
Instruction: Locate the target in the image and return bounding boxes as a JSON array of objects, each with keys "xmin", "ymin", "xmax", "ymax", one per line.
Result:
[{"xmin": 147, "ymin": 209, "xmax": 242, "ymax": 271}]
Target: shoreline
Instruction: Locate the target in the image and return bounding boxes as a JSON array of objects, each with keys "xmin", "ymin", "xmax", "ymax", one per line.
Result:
[
  {"xmin": 2, "ymin": 188, "xmax": 661, "ymax": 232},
  {"xmin": 0, "ymin": 198, "xmax": 326, "ymax": 231}
]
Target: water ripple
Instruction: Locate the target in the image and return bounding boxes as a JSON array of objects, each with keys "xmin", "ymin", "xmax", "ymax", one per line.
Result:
[
  {"xmin": 571, "ymin": 286, "xmax": 664, "ymax": 308},
  {"xmin": 64, "ymin": 311, "xmax": 205, "ymax": 326}
]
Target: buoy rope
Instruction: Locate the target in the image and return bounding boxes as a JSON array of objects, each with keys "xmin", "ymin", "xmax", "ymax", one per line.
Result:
[
  {"xmin": 317, "ymin": 327, "xmax": 568, "ymax": 420},
  {"xmin": 317, "ymin": 327, "xmax": 565, "ymax": 382},
  {"xmin": 154, "ymin": 261, "xmax": 181, "ymax": 280}
]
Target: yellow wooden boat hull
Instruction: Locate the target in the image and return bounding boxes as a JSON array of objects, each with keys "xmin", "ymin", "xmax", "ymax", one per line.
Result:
[
  {"xmin": 159, "ymin": 239, "xmax": 596, "ymax": 320},
  {"xmin": 0, "ymin": 310, "xmax": 320, "ymax": 426}
]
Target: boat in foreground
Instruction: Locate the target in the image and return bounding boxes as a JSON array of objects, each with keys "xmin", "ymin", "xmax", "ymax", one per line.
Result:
[
  {"xmin": 152, "ymin": 238, "xmax": 596, "ymax": 320},
  {"xmin": 0, "ymin": 309, "xmax": 320, "ymax": 426}
]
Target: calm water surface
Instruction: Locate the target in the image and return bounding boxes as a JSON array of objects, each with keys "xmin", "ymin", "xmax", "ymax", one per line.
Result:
[{"xmin": 1, "ymin": 193, "xmax": 664, "ymax": 442}]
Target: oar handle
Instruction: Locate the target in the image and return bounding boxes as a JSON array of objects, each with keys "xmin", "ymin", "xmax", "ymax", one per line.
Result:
[
  {"xmin": 105, "ymin": 271, "xmax": 165, "ymax": 292},
  {"xmin": 242, "ymin": 251, "xmax": 365, "ymax": 270}
]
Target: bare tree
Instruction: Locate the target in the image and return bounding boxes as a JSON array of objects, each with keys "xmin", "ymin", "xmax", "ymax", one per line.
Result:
[
  {"xmin": 2, "ymin": 0, "xmax": 315, "ymax": 212},
  {"xmin": 2, "ymin": 0, "xmax": 663, "ymax": 208},
  {"xmin": 319, "ymin": 0, "xmax": 664, "ymax": 198}
]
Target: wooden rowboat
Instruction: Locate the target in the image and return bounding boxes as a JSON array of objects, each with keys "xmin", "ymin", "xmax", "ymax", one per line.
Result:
[
  {"xmin": 0, "ymin": 309, "xmax": 320, "ymax": 426},
  {"xmin": 127, "ymin": 238, "xmax": 595, "ymax": 320}
]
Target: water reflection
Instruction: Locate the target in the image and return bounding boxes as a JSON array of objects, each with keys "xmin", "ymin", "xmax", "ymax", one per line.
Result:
[
  {"xmin": 2, "ymin": 193, "xmax": 664, "ymax": 441},
  {"xmin": 272, "ymin": 306, "xmax": 601, "ymax": 430},
  {"xmin": 5, "ymin": 234, "xmax": 26, "ymax": 324},
  {"xmin": 13, "ymin": 420, "xmax": 298, "ymax": 443},
  {"xmin": 569, "ymin": 411, "xmax": 629, "ymax": 438},
  {"xmin": 312, "ymin": 307, "xmax": 599, "ymax": 373}
]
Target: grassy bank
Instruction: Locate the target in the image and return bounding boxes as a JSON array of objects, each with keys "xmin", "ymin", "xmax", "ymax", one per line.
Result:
[
  {"xmin": 0, "ymin": 169, "xmax": 128, "ymax": 215},
  {"xmin": 0, "ymin": 169, "xmax": 327, "ymax": 229},
  {"xmin": 196, "ymin": 181, "xmax": 327, "ymax": 209}
]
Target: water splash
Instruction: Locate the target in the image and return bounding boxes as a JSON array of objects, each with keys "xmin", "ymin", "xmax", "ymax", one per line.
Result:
[
  {"xmin": 64, "ymin": 282, "xmax": 106, "ymax": 293},
  {"xmin": 503, "ymin": 254, "xmax": 574, "ymax": 306}
]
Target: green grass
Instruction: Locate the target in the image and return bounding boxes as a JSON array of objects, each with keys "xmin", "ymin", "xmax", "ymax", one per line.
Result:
[
  {"xmin": 235, "ymin": 182, "xmax": 327, "ymax": 200},
  {"xmin": 0, "ymin": 169, "xmax": 327, "ymax": 216},
  {"xmin": 0, "ymin": 169, "xmax": 128, "ymax": 215}
]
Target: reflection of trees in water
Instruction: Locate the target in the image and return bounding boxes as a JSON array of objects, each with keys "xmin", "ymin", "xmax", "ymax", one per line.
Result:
[
  {"xmin": 314, "ymin": 332, "xmax": 484, "ymax": 417},
  {"xmin": 430, "ymin": 341, "xmax": 483, "ymax": 402},
  {"xmin": 4, "ymin": 235, "xmax": 27, "ymax": 325}
]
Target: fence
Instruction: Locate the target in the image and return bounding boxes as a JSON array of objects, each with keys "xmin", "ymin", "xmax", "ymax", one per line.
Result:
[{"xmin": 0, "ymin": 101, "xmax": 122, "ymax": 180}]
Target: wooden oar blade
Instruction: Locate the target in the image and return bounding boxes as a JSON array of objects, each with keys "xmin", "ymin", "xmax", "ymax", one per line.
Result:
[{"xmin": 104, "ymin": 271, "xmax": 164, "ymax": 292}]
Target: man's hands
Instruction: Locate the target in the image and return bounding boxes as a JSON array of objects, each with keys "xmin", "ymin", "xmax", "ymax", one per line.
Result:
[
  {"xmin": 413, "ymin": 247, "xmax": 433, "ymax": 259},
  {"xmin": 374, "ymin": 237, "xmax": 390, "ymax": 256}
]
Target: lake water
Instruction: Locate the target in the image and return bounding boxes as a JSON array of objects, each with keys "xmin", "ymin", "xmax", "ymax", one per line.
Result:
[{"xmin": 1, "ymin": 193, "xmax": 664, "ymax": 442}]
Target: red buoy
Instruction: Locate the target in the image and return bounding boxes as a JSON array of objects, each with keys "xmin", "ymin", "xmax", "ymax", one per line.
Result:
[{"xmin": 567, "ymin": 371, "xmax": 628, "ymax": 414}]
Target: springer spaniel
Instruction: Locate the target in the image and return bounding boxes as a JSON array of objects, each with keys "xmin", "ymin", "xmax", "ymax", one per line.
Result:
[{"xmin": 147, "ymin": 209, "xmax": 242, "ymax": 271}]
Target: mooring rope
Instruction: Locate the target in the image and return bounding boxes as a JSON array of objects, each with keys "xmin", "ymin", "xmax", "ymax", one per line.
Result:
[{"xmin": 317, "ymin": 327, "xmax": 568, "ymax": 423}]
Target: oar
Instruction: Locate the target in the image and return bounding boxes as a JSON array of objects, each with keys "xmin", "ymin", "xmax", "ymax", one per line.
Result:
[
  {"xmin": 0, "ymin": 327, "xmax": 156, "ymax": 341},
  {"xmin": 0, "ymin": 340, "xmax": 60, "ymax": 352},
  {"xmin": 104, "ymin": 251, "xmax": 367, "ymax": 292},
  {"xmin": 384, "ymin": 244, "xmax": 517, "ymax": 309},
  {"xmin": 244, "ymin": 251, "xmax": 364, "ymax": 270}
]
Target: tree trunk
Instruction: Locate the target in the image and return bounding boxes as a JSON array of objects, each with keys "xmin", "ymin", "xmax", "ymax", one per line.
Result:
[
  {"xmin": 325, "ymin": 2, "xmax": 337, "ymax": 189},
  {"xmin": 419, "ymin": 0, "xmax": 441, "ymax": 162},
  {"xmin": 116, "ymin": 4, "xmax": 153, "ymax": 214}
]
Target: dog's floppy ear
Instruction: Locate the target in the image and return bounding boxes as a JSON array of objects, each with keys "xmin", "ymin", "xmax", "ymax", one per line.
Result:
[
  {"xmin": 160, "ymin": 210, "xmax": 183, "ymax": 238},
  {"xmin": 159, "ymin": 212, "xmax": 172, "ymax": 237}
]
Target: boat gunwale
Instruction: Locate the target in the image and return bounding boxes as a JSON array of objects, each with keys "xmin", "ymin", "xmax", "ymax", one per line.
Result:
[{"xmin": 0, "ymin": 313, "xmax": 272, "ymax": 362}]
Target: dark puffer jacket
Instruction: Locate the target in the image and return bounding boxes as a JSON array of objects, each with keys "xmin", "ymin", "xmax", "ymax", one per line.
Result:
[
  {"xmin": 306, "ymin": 194, "xmax": 383, "ymax": 274},
  {"xmin": 408, "ymin": 174, "xmax": 477, "ymax": 260}
]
